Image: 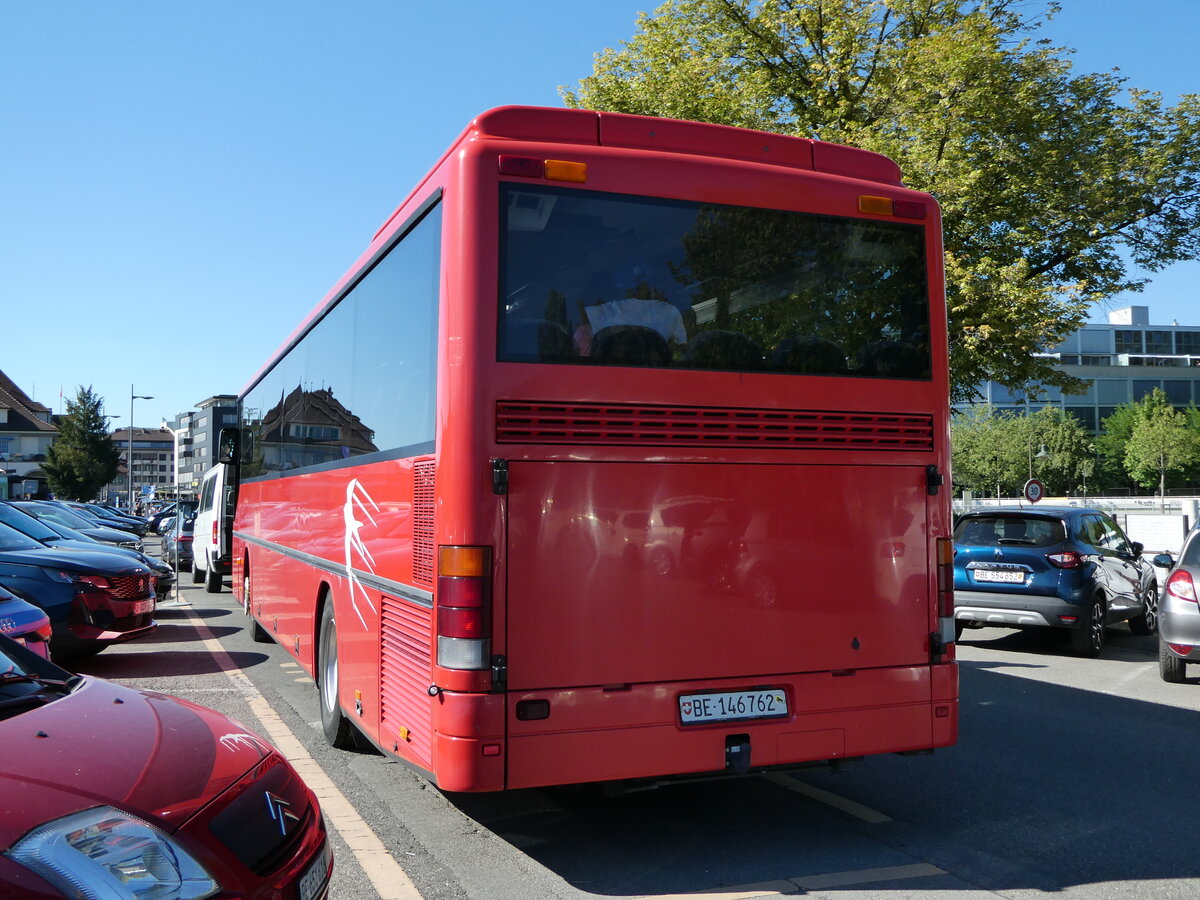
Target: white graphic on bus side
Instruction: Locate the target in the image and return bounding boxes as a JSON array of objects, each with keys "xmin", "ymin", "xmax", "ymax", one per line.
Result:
[{"xmin": 344, "ymin": 478, "xmax": 380, "ymax": 628}]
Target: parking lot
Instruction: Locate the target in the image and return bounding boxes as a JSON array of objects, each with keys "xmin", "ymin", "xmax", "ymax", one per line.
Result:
[{"xmin": 51, "ymin": 528, "xmax": 1200, "ymax": 900}]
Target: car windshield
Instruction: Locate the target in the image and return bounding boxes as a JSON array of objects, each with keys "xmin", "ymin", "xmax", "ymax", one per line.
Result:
[
  {"xmin": 954, "ymin": 516, "xmax": 1066, "ymax": 548},
  {"xmin": 0, "ymin": 505, "xmax": 59, "ymax": 542},
  {"xmin": 0, "ymin": 636, "xmax": 81, "ymax": 717},
  {"xmin": 17, "ymin": 503, "xmax": 96, "ymax": 531},
  {"xmin": 0, "ymin": 522, "xmax": 45, "ymax": 552}
]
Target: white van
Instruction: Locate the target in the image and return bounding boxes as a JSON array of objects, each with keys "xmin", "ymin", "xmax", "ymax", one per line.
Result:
[{"xmin": 192, "ymin": 463, "xmax": 235, "ymax": 593}]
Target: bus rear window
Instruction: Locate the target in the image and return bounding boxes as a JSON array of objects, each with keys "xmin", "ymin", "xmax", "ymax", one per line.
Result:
[{"xmin": 499, "ymin": 184, "xmax": 931, "ymax": 379}]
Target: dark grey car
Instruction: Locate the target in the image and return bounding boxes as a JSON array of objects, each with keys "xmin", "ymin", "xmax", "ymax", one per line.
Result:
[{"xmin": 1153, "ymin": 526, "xmax": 1200, "ymax": 682}]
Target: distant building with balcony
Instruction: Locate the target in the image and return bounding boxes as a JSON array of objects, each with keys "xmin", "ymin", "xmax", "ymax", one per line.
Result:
[
  {"xmin": 170, "ymin": 395, "xmax": 238, "ymax": 494},
  {"xmin": 0, "ymin": 370, "xmax": 55, "ymax": 499},
  {"xmin": 105, "ymin": 426, "xmax": 177, "ymax": 508},
  {"xmin": 961, "ymin": 306, "xmax": 1200, "ymax": 432}
]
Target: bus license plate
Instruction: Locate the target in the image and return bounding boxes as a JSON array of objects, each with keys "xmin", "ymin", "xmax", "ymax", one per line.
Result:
[
  {"xmin": 974, "ymin": 569, "xmax": 1025, "ymax": 584},
  {"xmin": 297, "ymin": 842, "xmax": 331, "ymax": 900},
  {"xmin": 679, "ymin": 689, "xmax": 788, "ymax": 725}
]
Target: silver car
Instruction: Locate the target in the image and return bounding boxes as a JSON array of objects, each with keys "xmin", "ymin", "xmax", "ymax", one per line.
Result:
[{"xmin": 1154, "ymin": 526, "xmax": 1200, "ymax": 682}]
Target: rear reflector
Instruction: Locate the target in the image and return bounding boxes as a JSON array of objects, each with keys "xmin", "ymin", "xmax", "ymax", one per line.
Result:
[
  {"xmin": 498, "ymin": 155, "xmax": 544, "ymax": 178},
  {"xmin": 1167, "ymin": 642, "xmax": 1196, "ymax": 656}
]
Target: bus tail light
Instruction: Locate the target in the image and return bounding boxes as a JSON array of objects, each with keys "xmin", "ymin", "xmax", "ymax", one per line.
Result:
[
  {"xmin": 1165, "ymin": 569, "xmax": 1198, "ymax": 604},
  {"xmin": 437, "ymin": 546, "xmax": 492, "ymax": 670},
  {"xmin": 936, "ymin": 538, "xmax": 955, "ymax": 619}
]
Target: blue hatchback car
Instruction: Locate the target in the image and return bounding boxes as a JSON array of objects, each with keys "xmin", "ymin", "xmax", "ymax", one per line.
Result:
[{"xmin": 953, "ymin": 506, "xmax": 1158, "ymax": 657}]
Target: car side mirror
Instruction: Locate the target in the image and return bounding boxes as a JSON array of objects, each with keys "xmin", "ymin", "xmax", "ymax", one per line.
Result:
[
  {"xmin": 1152, "ymin": 553, "xmax": 1175, "ymax": 569},
  {"xmin": 1130, "ymin": 541, "xmax": 1144, "ymax": 556}
]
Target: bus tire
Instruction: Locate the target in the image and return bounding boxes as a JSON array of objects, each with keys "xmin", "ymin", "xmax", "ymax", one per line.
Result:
[
  {"xmin": 244, "ymin": 575, "xmax": 272, "ymax": 643},
  {"xmin": 318, "ymin": 602, "xmax": 357, "ymax": 749}
]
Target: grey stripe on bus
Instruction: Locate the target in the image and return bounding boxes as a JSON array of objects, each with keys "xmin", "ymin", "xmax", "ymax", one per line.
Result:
[{"xmin": 232, "ymin": 531, "xmax": 434, "ymax": 608}]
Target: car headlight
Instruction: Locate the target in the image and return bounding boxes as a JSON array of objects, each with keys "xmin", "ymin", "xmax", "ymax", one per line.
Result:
[{"xmin": 6, "ymin": 806, "xmax": 219, "ymax": 899}]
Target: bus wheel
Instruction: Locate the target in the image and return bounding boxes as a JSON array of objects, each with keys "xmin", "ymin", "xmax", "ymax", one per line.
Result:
[
  {"xmin": 245, "ymin": 575, "xmax": 271, "ymax": 643},
  {"xmin": 318, "ymin": 602, "xmax": 357, "ymax": 749}
]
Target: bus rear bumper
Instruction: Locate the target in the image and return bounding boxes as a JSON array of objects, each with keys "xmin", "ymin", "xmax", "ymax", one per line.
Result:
[{"xmin": 503, "ymin": 664, "xmax": 957, "ymax": 790}]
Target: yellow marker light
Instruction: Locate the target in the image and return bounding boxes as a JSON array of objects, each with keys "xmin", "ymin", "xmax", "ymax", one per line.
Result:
[
  {"xmin": 858, "ymin": 195, "xmax": 894, "ymax": 216},
  {"xmin": 439, "ymin": 546, "xmax": 489, "ymax": 577},
  {"xmin": 398, "ymin": 726, "xmax": 411, "ymax": 742},
  {"xmin": 544, "ymin": 159, "xmax": 588, "ymax": 183}
]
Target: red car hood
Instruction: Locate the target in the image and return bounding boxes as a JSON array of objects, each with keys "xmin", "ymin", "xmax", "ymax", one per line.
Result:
[{"xmin": 0, "ymin": 676, "xmax": 272, "ymax": 846}]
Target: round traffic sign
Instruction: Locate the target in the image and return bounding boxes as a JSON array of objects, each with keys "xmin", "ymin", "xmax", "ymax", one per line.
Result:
[{"xmin": 1023, "ymin": 478, "xmax": 1045, "ymax": 503}]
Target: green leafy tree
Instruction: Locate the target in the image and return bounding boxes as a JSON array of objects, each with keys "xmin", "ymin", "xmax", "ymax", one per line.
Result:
[
  {"xmin": 1094, "ymin": 401, "xmax": 1140, "ymax": 493},
  {"xmin": 1124, "ymin": 398, "xmax": 1200, "ymax": 503},
  {"xmin": 42, "ymin": 387, "xmax": 121, "ymax": 501},
  {"xmin": 1022, "ymin": 407, "xmax": 1093, "ymax": 496},
  {"xmin": 563, "ymin": 0, "xmax": 1200, "ymax": 400},
  {"xmin": 951, "ymin": 405, "xmax": 1020, "ymax": 497}
]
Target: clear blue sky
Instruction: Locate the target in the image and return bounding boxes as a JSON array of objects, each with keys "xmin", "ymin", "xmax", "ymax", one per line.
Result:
[{"xmin": 2, "ymin": 1, "xmax": 1196, "ymax": 426}]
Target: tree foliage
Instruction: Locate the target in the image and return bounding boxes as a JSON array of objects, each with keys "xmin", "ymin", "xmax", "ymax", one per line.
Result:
[
  {"xmin": 951, "ymin": 404, "xmax": 1092, "ymax": 497},
  {"xmin": 563, "ymin": 0, "xmax": 1200, "ymax": 400},
  {"xmin": 1124, "ymin": 391, "xmax": 1200, "ymax": 497},
  {"xmin": 42, "ymin": 386, "xmax": 120, "ymax": 501}
]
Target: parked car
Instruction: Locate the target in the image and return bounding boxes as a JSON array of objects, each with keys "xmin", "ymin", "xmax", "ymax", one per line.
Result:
[
  {"xmin": 80, "ymin": 501, "xmax": 151, "ymax": 535},
  {"xmin": 0, "ymin": 521, "xmax": 156, "ymax": 660},
  {"xmin": 1152, "ymin": 526, "xmax": 1200, "ymax": 682},
  {"xmin": 148, "ymin": 500, "xmax": 198, "ymax": 534},
  {"xmin": 953, "ymin": 506, "xmax": 1158, "ymax": 657},
  {"xmin": 11, "ymin": 500, "xmax": 144, "ymax": 553},
  {"xmin": 193, "ymin": 463, "xmax": 234, "ymax": 593},
  {"xmin": 55, "ymin": 501, "xmax": 145, "ymax": 537},
  {"xmin": 0, "ymin": 501, "xmax": 175, "ymax": 601},
  {"xmin": 0, "ymin": 634, "xmax": 333, "ymax": 898},
  {"xmin": 0, "ymin": 585, "xmax": 51, "ymax": 658},
  {"xmin": 163, "ymin": 515, "xmax": 196, "ymax": 570}
]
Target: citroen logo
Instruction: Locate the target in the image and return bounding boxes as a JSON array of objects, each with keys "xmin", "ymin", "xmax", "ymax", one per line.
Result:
[{"xmin": 265, "ymin": 792, "xmax": 300, "ymax": 836}]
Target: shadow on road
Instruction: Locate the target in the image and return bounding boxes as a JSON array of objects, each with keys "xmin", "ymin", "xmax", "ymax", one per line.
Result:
[{"xmin": 445, "ymin": 659, "xmax": 1200, "ymax": 896}]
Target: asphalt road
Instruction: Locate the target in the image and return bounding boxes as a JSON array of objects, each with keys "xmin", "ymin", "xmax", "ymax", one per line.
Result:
[{"xmin": 69, "ymin": 548, "xmax": 1200, "ymax": 900}]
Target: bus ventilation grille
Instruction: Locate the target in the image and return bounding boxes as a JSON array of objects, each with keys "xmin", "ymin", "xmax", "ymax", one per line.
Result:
[
  {"xmin": 496, "ymin": 401, "xmax": 934, "ymax": 451},
  {"xmin": 381, "ymin": 594, "xmax": 433, "ymax": 764},
  {"xmin": 413, "ymin": 460, "xmax": 435, "ymax": 587}
]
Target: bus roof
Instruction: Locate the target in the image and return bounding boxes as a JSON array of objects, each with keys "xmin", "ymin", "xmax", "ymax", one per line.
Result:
[{"xmin": 371, "ymin": 106, "xmax": 902, "ymax": 242}]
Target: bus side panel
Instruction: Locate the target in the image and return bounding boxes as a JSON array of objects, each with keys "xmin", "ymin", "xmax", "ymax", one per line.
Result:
[
  {"xmin": 505, "ymin": 666, "xmax": 946, "ymax": 789},
  {"xmin": 234, "ymin": 459, "xmax": 435, "ymax": 771}
]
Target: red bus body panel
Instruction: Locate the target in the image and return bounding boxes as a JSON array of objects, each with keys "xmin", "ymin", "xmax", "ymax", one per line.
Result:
[{"xmin": 232, "ymin": 106, "xmax": 956, "ymax": 792}]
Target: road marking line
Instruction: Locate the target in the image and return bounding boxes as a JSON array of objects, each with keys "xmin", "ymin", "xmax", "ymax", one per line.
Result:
[
  {"xmin": 643, "ymin": 863, "xmax": 946, "ymax": 898},
  {"xmin": 763, "ymin": 772, "xmax": 893, "ymax": 823},
  {"xmin": 178, "ymin": 606, "xmax": 423, "ymax": 900},
  {"xmin": 640, "ymin": 881, "xmax": 797, "ymax": 899},
  {"xmin": 794, "ymin": 862, "xmax": 945, "ymax": 889}
]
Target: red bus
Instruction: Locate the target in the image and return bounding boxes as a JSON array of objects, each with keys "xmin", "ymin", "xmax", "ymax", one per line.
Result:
[{"xmin": 229, "ymin": 105, "xmax": 957, "ymax": 793}]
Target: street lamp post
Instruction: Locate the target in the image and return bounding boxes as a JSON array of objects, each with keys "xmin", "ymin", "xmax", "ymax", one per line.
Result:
[
  {"xmin": 129, "ymin": 387, "xmax": 154, "ymax": 513},
  {"xmin": 1028, "ymin": 441, "xmax": 1051, "ymax": 480}
]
